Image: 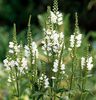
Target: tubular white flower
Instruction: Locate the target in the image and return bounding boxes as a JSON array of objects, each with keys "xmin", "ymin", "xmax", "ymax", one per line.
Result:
[
  {"xmin": 81, "ymin": 56, "xmax": 93, "ymax": 70},
  {"xmin": 50, "ymin": 11, "xmax": 57, "ymax": 23},
  {"xmin": 61, "ymin": 64, "xmax": 65, "ymax": 71},
  {"xmin": 76, "ymin": 34, "xmax": 82, "ymax": 47},
  {"xmin": 31, "ymin": 41, "xmax": 38, "ymax": 58},
  {"xmin": 70, "ymin": 35, "xmax": 75, "ymax": 48},
  {"xmin": 9, "ymin": 49, "xmax": 14, "ymax": 54},
  {"xmin": 70, "ymin": 33, "xmax": 82, "ymax": 48},
  {"xmin": 9, "ymin": 60, "xmax": 16, "ymax": 67},
  {"xmin": 14, "ymin": 45, "xmax": 20, "ymax": 53},
  {"xmin": 9, "ymin": 42, "xmax": 14, "ymax": 48},
  {"xmin": 21, "ymin": 57, "xmax": 28, "ymax": 69},
  {"xmin": 50, "ymin": 11, "xmax": 63, "ymax": 25},
  {"xmin": 52, "ymin": 59, "xmax": 58, "ymax": 72},
  {"xmin": 86, "ymin": 57, "xmax": 93, "ymax": 70},
  {"xmin": 51, "ymin": 76, "xmax": 56, "ymax": 80},
  {"xmin": 56, "ymin": 11, "xmax": 63, "ymax": 25},
  {"xmin": 81, "ymin": 57, "xmax": 85, "ymax": 69},
  {"xmin": 44, "ymin": 78, "xmax": 49, "ymax": 88},
  {"xmin": 42, "ymin": 29, "xmax": 65, "ymax": 56},
  {"xmin": 3, "ymin": 59, "xmax": 10, "ymax": 70},
  {"xmin": 24, "ymin": 45, "xmax": 30, "ymax": 57}
]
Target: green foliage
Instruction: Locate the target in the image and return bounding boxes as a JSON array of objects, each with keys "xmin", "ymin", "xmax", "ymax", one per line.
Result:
[{"xmin": 1, "ymin": 0, "xmax": 96, "ymax": 100}]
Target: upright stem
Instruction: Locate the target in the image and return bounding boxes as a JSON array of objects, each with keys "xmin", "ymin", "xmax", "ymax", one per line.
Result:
[
  {"xmin": 69, "ymin": 56, "xmax": 74, "ymax": 98},
  {"xmin": 15, "ymin": 67, "xmax": 20, "ymax": 99},
  {"xmin": 69, "ymin": 48, "xmax": 76, "ymax": 98}
]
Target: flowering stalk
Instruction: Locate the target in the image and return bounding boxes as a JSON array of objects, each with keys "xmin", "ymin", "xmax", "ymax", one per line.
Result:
[
  {"xmin": 69, "ymin": 12, "xmax": 82, "ymax": 98},
  {"xmin": 3, "ymin": 0, "xmax": 95, "ymax": 99},
  {"xmin": 13, "ymin": 24, "xmax": 20, "ymax": 98}
]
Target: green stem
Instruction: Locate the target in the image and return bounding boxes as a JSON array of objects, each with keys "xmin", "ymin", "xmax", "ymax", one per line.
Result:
[
  {"xmin": 15, "ymin": 67, "xmax": 20, "ymax": 99},
  {"xmin": 69, "ymin": 60, "xmax": 74, "ymax": 98},
  {"xmin": 69, "ymin": 49, "xmax": 75, "ymax": 98}
]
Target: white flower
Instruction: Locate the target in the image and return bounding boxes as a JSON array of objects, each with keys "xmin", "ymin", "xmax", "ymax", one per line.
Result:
[
  {"xmin": 21, "ymin": 57, "xmax": 28, "ymax": 69},
  {"xmin": 9, "ymin": 42, "xmax": 14, "ymax": 48},
  {"xmin": 50, "ymin": 11, "xmax": 63, "ymax": 25},
  {"xmin": 60, "ymin": 32, "xmax": 64, "ymax": 40},
  {"xmin": 51, "ymin": 76, "xmax": 56, "ymax": 80},
  {"xmin": 39, "ymin": 74, "xmax": 49, "ymax": 88},
  {"xmin": 46, "ymin": 29, "xmax": 52, "ymax": 35},
  {"xmin": 81, "ymin": 57, "xmax": 85, "ymax": 69},
  {"xmin": 31, "ymin": 42, "xmax": 38, "ymax": 58},
  {"xmin": 52, "ymin": 59, "xmax": 58, "ymax": 72},
  {"xmin": 14, "ymin": 45, "xmax": 20, "ymax": 53},
  {"xmin": 56, "ymin": 12, "xmax": 63, "ymax": 25},
  {"xmin": 39, "ymin": 76, "xmax": 43, "ymax": 80},
  {"xmin": 8, "ymin": 76, "xmax": 12, "ymax": 83},
  {"xmin": 86, "ymin": 57, "xmax": 93, "ymax": 70},
  {"xmin": 76, "ymin": 34, "xmax": 82, "ymax": 47},
  {"xmin": 3, "ymin": 59, "xmax": 8, "ymax": 67},
  {"xmin": 9, "ymin": 60, "xmax": 16, "ymax": 67},
  {"xmin": 70, "ymin": 33, "xmax": 82, "ymax": 48},
  {"xmin": 42, "ymin": 29, "xmax": 65, "ymax": 55},
  {"xmin": 61, "ymin": 64, "xmax": 65, "ymax": 70},
  {"xmin": 81, "ymin": 56, "xmax": 93, "ymax": 70},
  {"xmin": 51, "ymin": 31, "xmax": 59, "ymax": 41},
  {"xmin": 44, "ymin": 78, "xmax": 49, "ymax": 88},
  {"xmin": 24, "ymin": 45, "xmax": 30, "ymax": 57},
  {"xmin": 9, "ymin": 49, "xmax": 14, "ymax": 54},
  {"xmin": 70, "ymin": 35, "xmax": 75, "ymax": 48},
  {"xmin": 3, "ymin": 59, "xmax": 10, "ymax": 70},
  {"xmin": 50, "ymin": 11, "xmax": 57, "ymax": 23}
]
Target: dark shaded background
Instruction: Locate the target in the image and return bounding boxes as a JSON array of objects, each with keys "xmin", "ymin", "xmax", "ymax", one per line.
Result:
[
  {"xmin": 0, "ymin": 0, "xmax": 96, "ymax": 32},
  {"xmin": 0, "ymin": 0, "xmax": 96, "ymax": 61}
]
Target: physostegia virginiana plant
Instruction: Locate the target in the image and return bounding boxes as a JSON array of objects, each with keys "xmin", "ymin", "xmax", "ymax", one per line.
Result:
[{"xmin": 3, "ymin": 0, "xmax": 94, "ymax": 99}]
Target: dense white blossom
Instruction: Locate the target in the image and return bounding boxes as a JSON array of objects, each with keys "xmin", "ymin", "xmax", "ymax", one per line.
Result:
[
  {"xmin": 56, "ymin": 11, "xmax": 63, "ymax": 25},
  {"xmin": 42, "ymin": 29, "xmax": 64, "ymax": 56},
  {"xmin": 53, "ymin": 59, "xmax": 58, "ymax": 72},
  {"xmin": 76, "ymin": 34, "xmax": 82, "ymax": 47},
  {"xmin": 81, "ymin": 57, "xmax": 85, "ymax": 69},
  {"xmin": 50, "ymin": 11, "xmax": 63, "ymax": 25},
  {"xmin": 52, "ymin": 59, "xmax": 65, "ymax": 74},
  {"xmin": 24, "ymin": 42, "xmax": 38, "ymax": 64},
  {"xmin": 69, "ymin": 33, "xmax": 82, "ymax": 48},
  {"xmin": 61, "ymin": 64, "xmax": 65, "ymax": 71},
  {"xmin": 24, "ymin": 45, "xmax": 30, "ymax": 57},
  {"xmin": 70, "ymin": 35, "xmax": 75, "ymax": 48},
  {"xmin": 9, "ymin": 42, "xmax": 14, "ymax": 48},
  {"xmin": 31, "ymin": 42, "xmax": 38, "ymax": 58},
  {"xmin": 39, "ymin": 74, "xmax": 49, "ymax": 88},
  {"xmin": 81, "ymin": 56, "xmax": 93, "ymax": 70},
  {"xmin": 86, "ymin": 57, "xmax": 93, "ymax": 70},
  {"xmin": 44, "ymin": 77, "xmax": 49, "ymax": 88},
  {"xmin": 50, "ymin": 11, "xmax": 57, "ymax": 24}
]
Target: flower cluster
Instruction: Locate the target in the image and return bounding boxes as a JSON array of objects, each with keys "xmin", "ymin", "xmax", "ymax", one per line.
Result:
[
  {"xmin": 50, "ymin": 11, "xmax": 63, "ymax": 25},
  {"xmin": 3, "ymin": 0, "xmax": 95, "ymax": 99},
  {"xmin": 4, "ymin": 43, "xmax": 28, "ymax": 74},
  {"xmin": 42, "ymin": 29, "xmax": 64, "ymax": 56},
  {"xmin": 39, "ymin": 74, "xmax": 49, "ymax": 88},
  {"xmin": 69, "ymin": 33, "xmax": 82, "ymax": 49},
  {"xmin": 52, "ymin": 59, "xmax": 65, "ymax": 79},
  {"xmin": 9, "ymin": 42, "xmax": 20, "ymax": 54},
  {"xmin": 3, "ymin": 41, "xmax": 38, "ymax": 74},
  {"xmin": 24, "ymin": 41, "xmax": 38, "ymax": 64},
  {"xmin": 81, "ymin": 56, "xmax": 93, "ymax": 70}
]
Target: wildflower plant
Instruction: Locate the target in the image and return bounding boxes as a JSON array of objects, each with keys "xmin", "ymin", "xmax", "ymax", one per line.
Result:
[{"xmin": 3, "ymin": 0, "xmax": 95, "ymax": 99}]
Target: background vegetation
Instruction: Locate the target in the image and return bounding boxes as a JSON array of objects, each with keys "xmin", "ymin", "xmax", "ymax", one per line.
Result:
[
  {"xmin": 0, "ymin": 0, "xmax": 96, "ymax": 62},
  {"xmin": 0, "ymin": 0, "xmax": 96, "ymax": 100}
]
